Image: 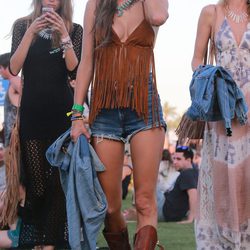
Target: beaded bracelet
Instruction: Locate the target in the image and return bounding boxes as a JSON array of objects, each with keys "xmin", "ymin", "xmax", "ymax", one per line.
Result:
[
  {"xmin": 71, "ymin": 117, "xmax": 83, "ymax": 121},
  {"xmin": 71, "ymin": 115, "xmax": 82, "ymax": 119},
  {"xmin": 66, "ymin": 104, "xmax": 85, "ymax": 117},
  {"xmin": 61, "ymin": 36, "xmax": 71, "ymax": 43},
  {"xmin": 66, "ymin": 110, "xmax": 82, "ymax": 117},
  {"xmin": 61, "ymin": 36, "xmax": 73, "ymax": 58},
  {"xmin": 66, "ymin": 111, "xmax": 82, "ymax": 117}
]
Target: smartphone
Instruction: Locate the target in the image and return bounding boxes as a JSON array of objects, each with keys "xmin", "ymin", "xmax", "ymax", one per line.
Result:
[
  {"xmin": 42, "ymin": 7, "xmax": 54, "ymax": 30},
  {"xmin": 42, "ymin": 7, "xmax": 54, "ymax": 14}
]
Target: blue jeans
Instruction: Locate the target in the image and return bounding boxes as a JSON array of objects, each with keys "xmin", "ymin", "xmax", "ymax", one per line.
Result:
[
  {"xmin": 91, "ymin": 77, "xmax": 166, "ymax": 143},
  {"xmin": 157, "ymin": 189, "xmax": 166, "ymax": 222}
]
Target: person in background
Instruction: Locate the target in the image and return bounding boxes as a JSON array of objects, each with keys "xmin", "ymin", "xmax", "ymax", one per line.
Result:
[
  {"xmin": 71, "ymin": 0, "xmax": 169, "ymax": 248},
  {"xmin": 0, "ymin": 54, "xmax": 26, "ymax": 234},
  {"xmin": 124, "ymin": 148, "xmax": 180, "ymax": 222},
  {"xmin": 157, "ymin": 146, "xmax": 198, "ymax": 223},
  {"xmin": 157, "ymin": 148, "xmax": 179, "ymax": 193},
  {"xmin": 122, "ymin": 150, "xmax": 133, "ymax": 200},
  {"xmin": 0, "ymin": 142, "xmax": 6, "ymax": 214},
  {"xmin": 0, "ymin": 0, "xmax": 82, "ymax": 249},
  {"xmin": 192, "ymin": 0, "xmax": 250, "ymax": 248},
  {"xmin": 192, "ymin": 149, "xmax": 201, "ymax": 169},
  {"xmin": 0, "ymin": 52, "xmax": 22, "ymax": 147}
]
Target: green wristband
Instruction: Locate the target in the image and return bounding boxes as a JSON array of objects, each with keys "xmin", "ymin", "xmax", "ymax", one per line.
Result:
[{"xmin": 72, "ymin": 104, "xmax": 84, "ymax": 113}]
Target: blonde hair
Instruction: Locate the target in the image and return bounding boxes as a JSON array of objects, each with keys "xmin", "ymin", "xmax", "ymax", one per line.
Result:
[
  {"xmin": 218, "ymin": 0, "xmax": 250, "ymax": 16},
  {"xmin": 13, "ymin": 0, "xmax": 74, "ymax": 47}
]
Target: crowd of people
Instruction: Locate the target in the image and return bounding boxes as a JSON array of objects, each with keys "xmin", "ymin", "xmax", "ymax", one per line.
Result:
[{"xmin": 0, "ymin": 0, "xmax": 249, "ymax": 249}]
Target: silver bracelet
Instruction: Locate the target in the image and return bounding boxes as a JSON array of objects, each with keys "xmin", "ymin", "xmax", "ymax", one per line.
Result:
[{"xmin": 61, "ymin": 37, "xmax": 73, "ymax": 58}]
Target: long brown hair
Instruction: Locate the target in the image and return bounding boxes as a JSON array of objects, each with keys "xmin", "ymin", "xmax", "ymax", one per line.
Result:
[
  {"xmin": 94, "ymin": 0, "xmax": 117, "ymax": 47},
  {"xmin": 13, "ymin": 0, "xmax": 74, "ymax": 47}
]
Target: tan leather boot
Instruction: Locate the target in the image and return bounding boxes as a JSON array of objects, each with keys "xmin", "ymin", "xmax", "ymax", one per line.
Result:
[
  {"xmin": 134, "ymin": 225, "xmax": 164, "ymax": 250},
  {"xmin": 103, "ymin": 227, "xmax": 131, "ymax": 250}
]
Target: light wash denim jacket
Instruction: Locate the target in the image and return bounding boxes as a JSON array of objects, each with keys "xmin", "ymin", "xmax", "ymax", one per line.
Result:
[
  {"xmin": 46, "ymin": 129, "xmax": 107, "ymax": 250},
  {"xmin": 187, "ymin": 65, "xmax": 248, "ymax": 136}
]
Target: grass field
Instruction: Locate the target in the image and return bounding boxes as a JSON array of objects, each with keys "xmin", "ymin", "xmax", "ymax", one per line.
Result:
[
  {"xmin": 97, "ymin": 191, "xmax": 196, "ymax": 250},
  {"xmin": 0, "ymin": 191, "xmax": 196, "ymax": 250}
]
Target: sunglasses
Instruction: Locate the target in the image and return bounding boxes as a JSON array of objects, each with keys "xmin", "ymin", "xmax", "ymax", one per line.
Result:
[{"xmin": 176, "ymin": 145, "xmax": 189, "ymax": 150}]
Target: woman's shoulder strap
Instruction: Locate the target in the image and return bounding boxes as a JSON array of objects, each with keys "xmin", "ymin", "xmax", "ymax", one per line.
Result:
[
  {"xmin": 141, "ymin": 1, "xmax": 146, "ymax": 18},
  {"xmin": 211, "ymin": 5, "xmax": 217, "ymax": 41}
]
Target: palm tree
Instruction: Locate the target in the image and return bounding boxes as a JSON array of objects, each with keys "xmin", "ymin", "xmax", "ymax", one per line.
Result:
[{"xmin": 162, "ymin": 101, "xmax": 182, "ymax": 131}]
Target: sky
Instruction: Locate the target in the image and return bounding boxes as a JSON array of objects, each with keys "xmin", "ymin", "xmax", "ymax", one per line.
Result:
[{"xmin": 0, "ymin": 0, "xmax": 218, "ymax": 114}]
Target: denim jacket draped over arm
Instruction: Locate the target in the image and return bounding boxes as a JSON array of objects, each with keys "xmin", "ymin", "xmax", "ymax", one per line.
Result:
[
  {"xmin": 187, "ymin": 65, "xmax": 248, "ymax": 136},
  {"xmin": 46, "ymin": 129, "xmax": 107, "ymax": 250}
]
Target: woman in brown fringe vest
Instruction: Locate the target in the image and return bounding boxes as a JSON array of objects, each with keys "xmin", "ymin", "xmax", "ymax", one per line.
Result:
[{"xmin": 71, "ymin": 0, "xmax": 168, "ymax": 249}]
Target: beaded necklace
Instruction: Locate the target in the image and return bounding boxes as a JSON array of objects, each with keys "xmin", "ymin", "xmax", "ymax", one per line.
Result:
[
  {"xmin": 116, "ymin": 0, "xmax": 136, "ymax": 17},
  {"xmin": 38, "ymin": 28, "xmax": 53, "ymax": 40},
  {"xmin": 226, "ymin": 5, "xmax": 248, "ymax": 23}
]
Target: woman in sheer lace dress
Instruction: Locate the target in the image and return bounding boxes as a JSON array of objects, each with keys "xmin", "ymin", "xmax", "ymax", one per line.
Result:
[
  {"xmin": 192, "ymin": 0, "xmax": 250, "ymax": 249},
  {"xmin": 0, "ymin": 0, "xmax": 82, "ymax": 249}
]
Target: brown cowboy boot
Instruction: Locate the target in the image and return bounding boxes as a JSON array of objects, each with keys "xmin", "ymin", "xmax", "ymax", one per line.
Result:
[
  {"xmin": 134, "ymin": 225, "xmax": 164, "ymax": 250},
  {"xmin": 103, "ymin": 227, "xmax": 131, "ymax": 250}
]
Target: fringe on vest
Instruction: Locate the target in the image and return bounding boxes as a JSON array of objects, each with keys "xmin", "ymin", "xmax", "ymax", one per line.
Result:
[{"xmin": 89, "ymin": 45, "xmax": 160, "ymax": 125}]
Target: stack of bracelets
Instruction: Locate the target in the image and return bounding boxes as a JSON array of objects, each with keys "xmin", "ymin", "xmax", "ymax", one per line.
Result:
[
  {"xmin": 67, "ymin": 104, "xmax": 85, "ymax": 121},
  {"xmin": 61, "ymin": 36, "xmax": 73, "ymax": 58}
]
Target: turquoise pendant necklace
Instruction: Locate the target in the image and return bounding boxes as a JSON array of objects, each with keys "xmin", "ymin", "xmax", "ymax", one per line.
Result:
[{"xmin": 116, "ymin": 0, "xmax": 135, "ymax": 17}]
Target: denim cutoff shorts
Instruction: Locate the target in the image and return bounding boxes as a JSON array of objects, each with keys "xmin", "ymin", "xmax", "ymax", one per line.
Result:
[{"xmin": 90, "ymin": 75, "xmax": 167, "ymax": 143}]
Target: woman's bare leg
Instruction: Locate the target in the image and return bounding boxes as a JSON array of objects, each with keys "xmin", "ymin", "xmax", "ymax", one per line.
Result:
[
  {"xmin": 130, "ymin": 127, "xmax": 165, "ymax": 230},
  {"xmin": 92, "ymin": 138, "xmax": 126, "ymax": 232}
]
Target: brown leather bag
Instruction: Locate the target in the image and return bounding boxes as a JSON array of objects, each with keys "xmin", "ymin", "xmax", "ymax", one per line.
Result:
[{"xmin": 175, "ymin": 5, "xmax": 217, "ymax": 144}]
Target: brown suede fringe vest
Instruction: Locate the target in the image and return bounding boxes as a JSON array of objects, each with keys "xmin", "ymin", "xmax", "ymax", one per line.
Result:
[{"xmin": 90, "ymin": 11, "xmax": 159, "ymax": 125}]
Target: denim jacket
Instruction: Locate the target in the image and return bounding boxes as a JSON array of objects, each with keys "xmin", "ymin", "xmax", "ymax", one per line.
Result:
[
  {"xmin": 187, "ymin": 65, "xmax": 248, "ymax": 135},
  {"xmin": 46, "ymin": 129, "xmax": 107, "ymax": 250}
]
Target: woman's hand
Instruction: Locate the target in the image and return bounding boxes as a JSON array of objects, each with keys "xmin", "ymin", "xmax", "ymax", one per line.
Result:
[
  {"xmin": 70, "ymin": 118, "xmax": 91, "ymax": 142},
  {"xmin": 45, "ymin": 11, "xmax": 69, "ymax": 39},
  {"xmin": 26, "ymin": 15, "xmax": 48, "ymax": 37}
]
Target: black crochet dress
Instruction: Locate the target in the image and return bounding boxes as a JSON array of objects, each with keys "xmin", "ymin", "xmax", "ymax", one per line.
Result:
[{"xmin": 10, "ymin": 19, "xmax": 82, "ymax": 248}]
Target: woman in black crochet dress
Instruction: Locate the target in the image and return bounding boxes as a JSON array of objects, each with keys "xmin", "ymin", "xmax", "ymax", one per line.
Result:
[{"xmin": 0, "ymin": 0, "xmax": 82, "ymax": 249}]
